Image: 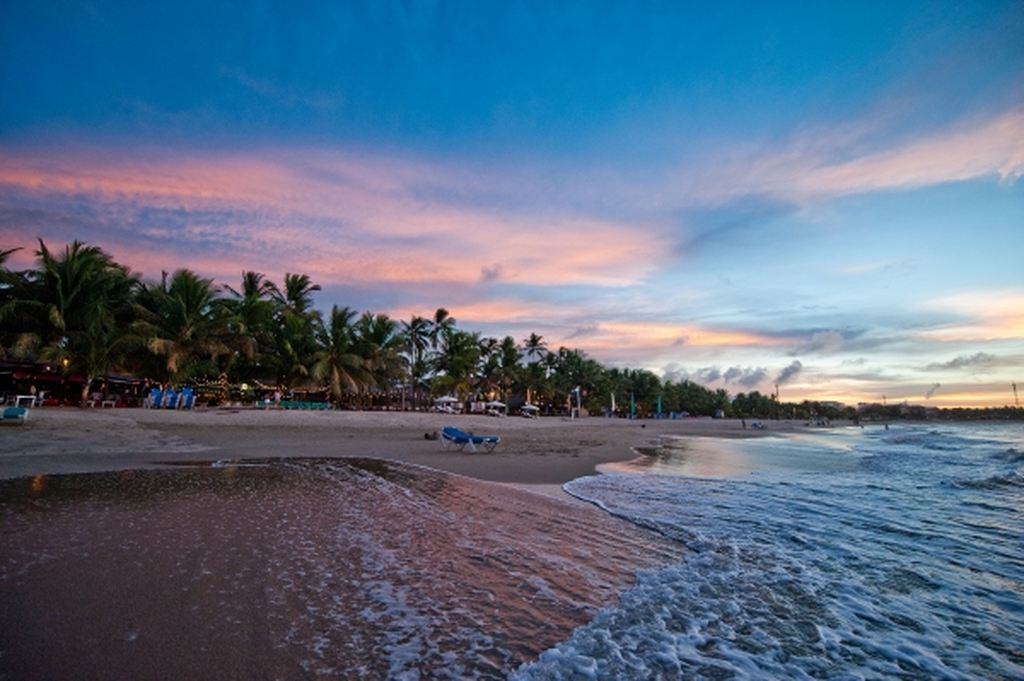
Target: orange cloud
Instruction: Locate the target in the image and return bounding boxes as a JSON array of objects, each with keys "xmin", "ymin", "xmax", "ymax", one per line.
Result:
[
  {"xmin": 917, "ymin": 291, "xmax": 1024, "ymax": 342},
  {"xmin": 581, "ymin": 321, "xmax": 784, "ymax": 349}
]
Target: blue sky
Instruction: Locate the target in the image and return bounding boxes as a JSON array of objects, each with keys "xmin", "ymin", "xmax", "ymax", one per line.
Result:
[{"xmin": 1, "ymin": 0, "xmax": 1022, "ymax": 406}]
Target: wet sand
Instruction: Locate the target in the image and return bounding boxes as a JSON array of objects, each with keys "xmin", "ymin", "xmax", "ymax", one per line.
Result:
[
  {"xmin": 0, "ymin": 407, "xmax": 812, "ymax": 482},
  {"xmin": 0, "ymin": 458, "xmax": 683, "ymax": 679}
]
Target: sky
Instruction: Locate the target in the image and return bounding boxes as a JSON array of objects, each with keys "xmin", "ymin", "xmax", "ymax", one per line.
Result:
[{"xmin": 1, "ymin": 1, "xmax": 1022, "ymax": 407}]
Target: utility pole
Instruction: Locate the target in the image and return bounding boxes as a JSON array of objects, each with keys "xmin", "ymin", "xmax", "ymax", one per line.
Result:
[{"xmin": 1014, "ymin": 382, "xmax": 1019, "ymax": 407}]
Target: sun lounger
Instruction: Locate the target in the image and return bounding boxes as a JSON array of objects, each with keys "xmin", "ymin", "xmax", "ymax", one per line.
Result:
[
  {"xmin": 179, "ymin": 388, "xmax": 196, "ymax": 410},
  {"xmin": 440, "ymin": 426, "xmax": 500, "ymax": 452},
  {"xmin": 2, "ymin": 406, "xmax": 28, "ymax": 424},
  {"xmin": 163, "ymin": 390, "xmax": 179, "ymax": 409}
]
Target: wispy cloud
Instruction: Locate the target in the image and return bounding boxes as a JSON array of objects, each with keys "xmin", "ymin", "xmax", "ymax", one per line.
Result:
[
  {"xmin": 786, "ymin": 109, "xmax": 1024, "ymax": 199},
  {"xmin": 658, "ymin": 108, "xmax": 1024, "ymax": 215},
  {"xmin": 789, "ymin": 330, "xmax": 846, "ymax": 355},
  {"xmin": 924, "ymin": 352, "xmax": 1018, "ymax": 372},
  {"xmin": 220, "ymin": 67, "xmax": 344, "ymax": 111}
]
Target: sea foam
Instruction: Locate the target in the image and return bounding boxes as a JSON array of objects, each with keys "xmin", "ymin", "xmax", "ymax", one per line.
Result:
[{"xmin": 516, "ymin": 424, "xmax": 1024, "ymax": 680}]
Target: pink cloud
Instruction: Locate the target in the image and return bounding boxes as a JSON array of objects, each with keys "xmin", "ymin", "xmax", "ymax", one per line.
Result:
[
  {"xmin": 791, "ymin": 110, "xmax": 1024, "ymax": 198},
  {"xmin": 0, "ymin": 145, "xmax": 670, "ymax": 288},
  {"xmin": 609, "ymin": 108, "xmax": 1024, "ymax": 218}
]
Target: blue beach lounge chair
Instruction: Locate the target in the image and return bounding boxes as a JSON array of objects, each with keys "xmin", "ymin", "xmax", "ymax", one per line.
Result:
[
  {"xmin": 146, "ymin": 388, "xmax": 163, "ymax": 408},
  {"xmin": 440, "ymin": 426, "xmax": 500, "ymax": 453},
  {"xmin": 179, "ymin": 388, "xmax": 195, "ymax": 410},
  {"xmin": 2, "ymin": 406, "xmax": 28, "ymax": 424},
  {"xmin": 163, "ymin": 389, "xmax": 179, "ymax": 409}
]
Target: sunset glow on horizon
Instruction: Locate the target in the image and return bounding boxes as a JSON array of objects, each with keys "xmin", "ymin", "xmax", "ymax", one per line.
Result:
[{"xmin": 2, "ymin": 1, "xmax": 1022, "ymax": 407}]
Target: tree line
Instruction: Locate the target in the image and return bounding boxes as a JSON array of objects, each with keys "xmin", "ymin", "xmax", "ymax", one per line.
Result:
[
  {"xmin": 0, "ymin": 240, "xmax": 726, "ymax": 413},
  {"xmin": 6, "ymin": 239, "xmax": 1013, "ymax": 419}
]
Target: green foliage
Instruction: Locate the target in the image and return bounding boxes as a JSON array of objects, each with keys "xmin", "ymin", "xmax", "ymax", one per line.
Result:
[
  {"xmin": 134, "ymin": 269, "xmax": 238, "ymax": 383},
  {"xmin": 8, "ymin": 240, "xmax": 140, "ymax": 401},
  {"xmin": 8, "ymin": 238, "xmax": 1015, "ymax": 417},
  {"xmin": 312, "ymin": 305, "xmax": 368, "ymax": 400}
]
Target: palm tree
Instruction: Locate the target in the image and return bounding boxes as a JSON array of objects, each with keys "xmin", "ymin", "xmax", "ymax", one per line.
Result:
[
  {"xmin": 523, "ymin": 332, "xmax": 548, "ymax": 363},
  {"xmin": 270, "ymin": 313, "xmax": 317, "ymax": 388},
  {"xmin": 430, "ymin": 307, "xmax": 456, "ymax": 350},
  {"xmin": 225, "ymin": 270, "xmax": 279, "ymax": 301},
  {"xmin": 476, "ymin": 335, "xmax": 501, "ymax": 399},
  {"xmin": 496, "ymin": 335, "xmax": 521, "ymax": 410},
  {"xmin": 224, "ymin": 271, "xmax": 277, "ymax": 383},
  {"xmin": 0, "ymin": 247, "xmax": 29, "ymax": 357},
  {"xmin": 354, "ymin": 312, "xmax": 404, "ymax": 399},
  {"xmin": 0, "ymin": 247, "xmax": 21, "ymax": 295},
  {"xmin": 432, "ymin": 328, "xmax": 479, "ymax": 399},
  {"xmin": 268, "ymin": 273, "xmax": 322, "ymax": 387},
  {"xmin": 312, "ymin": 306, "xmax": 368, "ymax": 404},
  {"xmin": 401, "ymin": 315, "xmax": 431, "ymax": 410},
  {"xmin": 273, "ymin": 273, "xmax": 321, "ymax": 316},
  {"xmin": 519, "ymin": 333, "xmax": 551, "ymax": 406},
  {"xmin": 18, "ymin": 240, "xmax": 140, "ymax": 403},
  {"xmin": 135, "ymin": 269, "xmax": 238, "ymax": 383}
]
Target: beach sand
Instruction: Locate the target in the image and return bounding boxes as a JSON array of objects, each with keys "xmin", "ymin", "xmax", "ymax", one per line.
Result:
[{"xmin": 0, "ymin": 407, "xmax": 807, "ymax": 483}]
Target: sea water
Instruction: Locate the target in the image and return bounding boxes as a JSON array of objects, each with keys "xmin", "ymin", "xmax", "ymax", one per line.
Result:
[{"xmin": 516, "ymin": 424, "xmax": 1024, "ymax": 680}]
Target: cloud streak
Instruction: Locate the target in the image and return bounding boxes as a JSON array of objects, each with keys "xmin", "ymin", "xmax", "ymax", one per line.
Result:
[{"xmin": 925, "ymin": 353, "xmax": 1005, "ymax": 372}]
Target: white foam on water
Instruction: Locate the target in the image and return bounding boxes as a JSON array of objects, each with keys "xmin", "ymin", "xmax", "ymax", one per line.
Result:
[{"xmin": 516, "ymin": 424, "xmax": 1024, "ymax": 680}]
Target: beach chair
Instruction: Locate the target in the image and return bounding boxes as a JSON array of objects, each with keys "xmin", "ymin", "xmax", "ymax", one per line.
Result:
[
  {"xmin": 163, "ymin": 390, "xmax": 179, "ymax": 409},
  {"xmin": 179, "ymin": 388, "xmax": 195, "ymax": 410},
  {"xmin": 1, "ymin": 406, "xmax": 28, "ymax": 424},
  {"xmin": 440, "ymin": 426, "xmax": 500, "ymax": 453},
  {"xmin": 146, "ymin": 388, "xmax": 163, "ymax": 408}
]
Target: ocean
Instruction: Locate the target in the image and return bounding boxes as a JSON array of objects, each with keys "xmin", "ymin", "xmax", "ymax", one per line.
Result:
[
  {"xmin": 517, "ymin": 424, "xmax": 1024, "ymax": 680},
  {"xmin": 1, "ymin": 424, "xmax": 1021, "ymax": 679}
]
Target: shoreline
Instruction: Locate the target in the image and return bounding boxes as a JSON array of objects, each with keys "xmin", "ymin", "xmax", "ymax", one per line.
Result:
[{"xmin": 0, "ymin": 407, "xmax": 831, "ymax": 483}]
